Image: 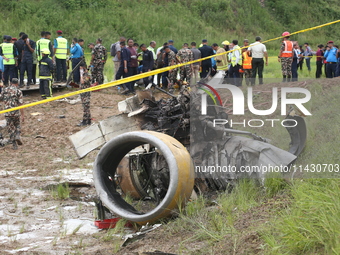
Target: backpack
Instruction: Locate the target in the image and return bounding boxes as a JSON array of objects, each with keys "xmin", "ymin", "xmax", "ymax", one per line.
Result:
[
  {"xmin": 110, "ymin": 42, "xmax": 118, "ymax": 57},
  {"xmin": 156, "ymin": 50, "xmax": 164, "ymax": 68}
]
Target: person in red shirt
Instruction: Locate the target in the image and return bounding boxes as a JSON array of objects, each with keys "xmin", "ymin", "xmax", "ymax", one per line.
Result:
[
  {"xmin": 315, "ymin": 44, "xmax": 324, "ymax": 78},
  {"xmin": 123, "ymin": 38, "xmax": 138, "ymax": 95}
]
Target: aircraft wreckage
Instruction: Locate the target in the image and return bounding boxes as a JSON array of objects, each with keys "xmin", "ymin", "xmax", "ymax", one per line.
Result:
[{"xmin": 70, "ymin": 73, "xmax": 307, "ymax": 225}]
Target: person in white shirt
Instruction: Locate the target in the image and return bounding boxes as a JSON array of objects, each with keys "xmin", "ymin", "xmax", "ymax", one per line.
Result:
[{"xmin": 247, "ymin": 36, "xmax": 268, "ymax": 85}]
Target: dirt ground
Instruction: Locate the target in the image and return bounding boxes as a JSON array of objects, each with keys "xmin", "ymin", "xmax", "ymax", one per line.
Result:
[
  {"xmin": 0, "ymin": 78, "xmax": 337, "ymax": 255},
  {"xmin": 0, "ymin": 86, "xmax": 132, "ymax": 254}
]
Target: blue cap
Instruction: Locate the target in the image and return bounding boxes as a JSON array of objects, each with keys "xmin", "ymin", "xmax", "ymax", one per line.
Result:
[
  {"xmin": 168, "ymin": 40, "xmax": 174, "ymax": 43},
  {"xmin": 202, "ymin": 39, "xmax": 207, "ymax": 43}
]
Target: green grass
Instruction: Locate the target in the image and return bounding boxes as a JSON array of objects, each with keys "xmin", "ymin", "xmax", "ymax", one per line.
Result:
[
  {"xmin": 163, "ymin": 178, "xmax": 290, "ymax": 254},
  {"xmin": 50, "ymin": 183, "xmax": 70, "ymax": 200},
  {"xmin": 263, "ymin": 179, "xmax": 340, "ymax": 255},
  {"xmin": 257, "ymin": 82, "xmax": 340, "ymax": 253}
]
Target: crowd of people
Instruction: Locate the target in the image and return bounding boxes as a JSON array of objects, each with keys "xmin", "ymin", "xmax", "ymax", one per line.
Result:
[
  {"xmin": 109, "ymin": 37, "xmax": 265, "ymax": 93},
  {"xmin": 110, "ymin": 33, "xmax": 340, "ymax": 94},
  {"xmin": 1, "ymin": 31, "xmax": 339, "ymax": 95},
  {"xmin": 0, "ymin": 31, "xmax": 107, "ymax": 95},
  {"xmin": 278, "ymin": 31, "xmax": 340, "ymax": 82}
]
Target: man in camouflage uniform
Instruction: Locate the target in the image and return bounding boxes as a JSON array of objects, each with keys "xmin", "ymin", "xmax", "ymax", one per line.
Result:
[
  {"xmin": 166, "ymin": 47, "xmax": 179, "ymax": 92},
  {"xmin": 77, "ymin": 63, "xmax": 91, "ymax": 126},
  {"xmin": 90, "ymin": 38, "xmax": 107, "ymax": 85},
  {"xmin": 279, "ymin": 54, "xmax": 293, "ymax": 82},
  {"xmin": 0, "ymin": 78, "xmax": 24, "ymax": 150},
  {"xmin": 177, "ymin": 43, "xmax": 193, "ymax": 86},
  {"xmin": 278, "ymin": 32, "xmax": 294, "ymax": 82}
]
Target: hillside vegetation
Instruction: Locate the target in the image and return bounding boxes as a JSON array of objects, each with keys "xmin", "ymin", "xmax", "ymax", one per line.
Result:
[
  {"xmin": 1, "ymin": 1, "xmax": 340, "ymax": 254},
  {"xmin": 1, "ymin": 0, "xmax": 340, "ymax": 50}
]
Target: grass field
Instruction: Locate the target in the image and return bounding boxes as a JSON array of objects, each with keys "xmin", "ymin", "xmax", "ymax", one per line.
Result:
[{"xmin": 158, "ymin": 77, "xmax": 340, "ymax": 253}]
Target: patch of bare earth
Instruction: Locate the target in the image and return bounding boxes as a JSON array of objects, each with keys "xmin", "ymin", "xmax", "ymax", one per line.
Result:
[{"xmin": 0, "ymin": 87, "xmax": 127, "ymax": 254}]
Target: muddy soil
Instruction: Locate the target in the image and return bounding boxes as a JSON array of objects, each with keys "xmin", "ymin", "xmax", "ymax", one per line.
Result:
[
  {"xmin": 0, "ymin": 78, "xmax": 337, "ymax": 254},
  {"xmin": 0, "ymin": 86, "xmax": 135, "ymax": 254}
]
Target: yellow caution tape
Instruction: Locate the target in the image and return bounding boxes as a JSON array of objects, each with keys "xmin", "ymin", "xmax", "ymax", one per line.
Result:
[{"xmin": 1, "ymin": 19, "xmax": 340, "ymax": 115}]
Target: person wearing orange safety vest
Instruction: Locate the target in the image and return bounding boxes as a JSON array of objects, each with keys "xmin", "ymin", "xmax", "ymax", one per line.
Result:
[
  {"xmin": 278, "ymin": 31, "xmax": 294, "ymax": 82},
  {"xmin": 241, "ymin": 48, "xmax": 252, "ymax": 86}
]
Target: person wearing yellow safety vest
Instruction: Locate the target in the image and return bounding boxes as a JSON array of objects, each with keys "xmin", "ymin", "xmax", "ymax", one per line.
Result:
[
  {"xmin": 242, "ymin": 48, "xmax": 252, "ymax": 86},
  {"xmin": 228, "ymin": 40, "xmax": 242, "ymax": 87},
  {"xmin": 0, "ymin": 55, "xmax": 3, "ymax": 92},
  {"xmin": 147, "ymin": 41, "xmax": 157, "ymax": 83},
  {"xmin": 215, "ymin": 41, "xmax": 228, "ymax": 73},
  {"xmin": 39, "ymin": 49, "xmax": 55, "ymax": 99},
  {"xmin": 0, "ymin": 36, "xmax": 18, "ymax": 86},
  {"xmin": 54, "ymin": 30, "xmax": 69, "ymax": 83},
  {"xmin": 278, "ymin": 31, "xmax": 294, "ymax": 82},
  {"xmin": 36, "ymin": 31, "xmax": 54, "ymax": 62}
]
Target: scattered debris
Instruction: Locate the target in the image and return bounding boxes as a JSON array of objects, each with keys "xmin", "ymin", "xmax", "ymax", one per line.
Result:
[
  {"xmin": 30, "ymin": 112, "xmax": 43, "ymax": 116},
  {"xmin": 56, "ymin": 96, "xmax": 81, "ymax": 105},
  {"xmin": 62, "ymin": 219, "xmax": 99, "ymax": 235},
  {"xmin": 35, "ymin": 135, "xmax": 46, "ymax": 139},
  {"xmin": 51, "ymin": 158, "xmax": 71, "ymax": 164},
  {"xmin": 0, "ymin": 119, "xmax": 6, "ymax": 129},
  {"xmin": 0, "ymin": 136, "xmax": 9, "ymax": 146},
  {"xmin": 69, "ymin": 114, "xmax": 142, "ymax": 158},
  {"xmin": 122, "ymin": 224, "xmax": 162, "ymax": 247},
  {"xmin": 94, "ymin": 218, "xmax": 133, "ymax": 229}
]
